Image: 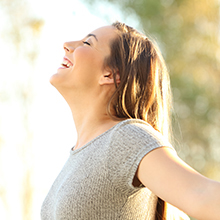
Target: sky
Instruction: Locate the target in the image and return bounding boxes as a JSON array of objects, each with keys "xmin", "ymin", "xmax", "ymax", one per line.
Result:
[{"xmin": 0, "ymin": 0, "xmax": 141, "ymax": 219}]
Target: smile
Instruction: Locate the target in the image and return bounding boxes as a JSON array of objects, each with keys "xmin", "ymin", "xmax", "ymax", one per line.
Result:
[{"xmin": 61, "ymin": 57, "xmax": 73, "ymax": 68}]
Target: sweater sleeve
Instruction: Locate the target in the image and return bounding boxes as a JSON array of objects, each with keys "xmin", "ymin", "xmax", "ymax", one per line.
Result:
[{"xmin": 106, "ymin": 120, "xmax": 176, "ymax": 194}]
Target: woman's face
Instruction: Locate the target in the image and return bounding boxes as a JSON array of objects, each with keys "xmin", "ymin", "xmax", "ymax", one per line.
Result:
[{"xmin": 50, "ymin": 25, "xmax": 117, "ymax": 95}]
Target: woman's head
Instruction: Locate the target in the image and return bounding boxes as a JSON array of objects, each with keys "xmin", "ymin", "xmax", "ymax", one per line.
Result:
[
  {"xmin": 105, "ymin": 21, "xmax": 172, "ymax": 139},
  {"xmin": 50, "ymin": 25, "xmax": 118, "ymax": 99},
  {"xmin": 51, "ymin": 21, "xmax": 172, "ymax": 139}
]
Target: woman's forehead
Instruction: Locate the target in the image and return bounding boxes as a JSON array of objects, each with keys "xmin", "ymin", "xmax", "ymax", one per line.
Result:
[{"xmin": 89, "ymin": 25, "xmax": 117, "ymax": 41}]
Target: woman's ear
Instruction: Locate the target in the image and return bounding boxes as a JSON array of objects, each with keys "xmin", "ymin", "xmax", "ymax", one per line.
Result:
[{"xmin": 99, "ymin": 69, "xmax": 120, "ymax": 86}]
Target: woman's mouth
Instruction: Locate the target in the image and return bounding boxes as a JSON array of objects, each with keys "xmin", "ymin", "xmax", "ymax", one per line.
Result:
[{"xmin": 61, "ymin": 57, "xmax": 73, "ymax": 68}]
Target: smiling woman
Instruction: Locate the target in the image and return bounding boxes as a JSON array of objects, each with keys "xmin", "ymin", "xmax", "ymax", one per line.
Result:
[
  {"xmin": 49, "ymin": 26, "xmax": 116, "ymax": 106},
  {"xmin": 41, "ymin": 22, "xmax": 220, "ymax": 220}
]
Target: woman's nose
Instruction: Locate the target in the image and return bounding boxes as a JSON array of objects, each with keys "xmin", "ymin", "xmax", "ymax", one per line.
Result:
[{"xmin": 63, "ymin": 41, "xmax": 75, "ymax": 53}]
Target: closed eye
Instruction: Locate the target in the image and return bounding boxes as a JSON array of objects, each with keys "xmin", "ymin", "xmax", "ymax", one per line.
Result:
[{"xmin": 83, "ymin": 41, "xmax": 91, "ymax": 46}]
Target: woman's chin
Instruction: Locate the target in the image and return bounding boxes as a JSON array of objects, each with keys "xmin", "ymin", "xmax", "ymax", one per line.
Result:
[
  {"xmin": 49, "ymin": 72, "xmax": 61, "ymax": 87},
  {"xmin": 50, "ymin": 66, "xmax": 71, "ymax": 85}
]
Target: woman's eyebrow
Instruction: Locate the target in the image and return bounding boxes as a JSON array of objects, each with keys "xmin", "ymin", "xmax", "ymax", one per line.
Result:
[{"xmin": 86, "ymin": 34, "xmax": 98, "ymax": 42}]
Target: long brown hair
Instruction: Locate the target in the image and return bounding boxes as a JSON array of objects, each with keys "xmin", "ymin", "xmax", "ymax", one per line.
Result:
[
  {"xmin": 104, "ymin": 21, "xmax": 184, "ymax": 219},
  {"xmin": 105, "ymin": 22, "xmax": 172, "ymax": 140}
]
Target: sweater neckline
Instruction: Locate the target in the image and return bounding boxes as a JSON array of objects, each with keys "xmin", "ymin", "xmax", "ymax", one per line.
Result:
[
  {"xmin": 70, "ymin": 119, "xmax": 124, "ymax": 155},
  {"xmin": 69, "ymin": 118, "xmax": 149, "ymax": 155}
]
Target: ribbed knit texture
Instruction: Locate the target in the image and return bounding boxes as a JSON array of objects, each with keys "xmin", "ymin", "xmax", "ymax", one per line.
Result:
[{"xmin": 41, "ymin": 119, "xmax": 174, "ymax": 220}]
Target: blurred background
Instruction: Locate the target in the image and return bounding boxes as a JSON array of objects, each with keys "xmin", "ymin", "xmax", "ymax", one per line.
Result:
[{"xmin": 0, "ymin": 0, "xmax": 219, "ymax": 219}]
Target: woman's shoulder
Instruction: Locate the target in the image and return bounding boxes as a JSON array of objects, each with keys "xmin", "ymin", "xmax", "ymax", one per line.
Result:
[
  {"xmin": 109, "ymin": 118, "xmax": 174, "ymax": 151},
  {"xmin": 112, "ymin": 119, "xmax": 165, "ymax": 140}
]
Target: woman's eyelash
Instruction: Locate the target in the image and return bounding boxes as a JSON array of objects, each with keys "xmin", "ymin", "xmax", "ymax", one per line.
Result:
[{"xmin": 83, "ymin": 41, "xmax": 90, "ymax": 46}]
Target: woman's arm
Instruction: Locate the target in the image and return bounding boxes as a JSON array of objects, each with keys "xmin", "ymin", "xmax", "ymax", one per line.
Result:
[{"xmin": 136, "ymin": 147, "xmax": 220, "ymax": 220}]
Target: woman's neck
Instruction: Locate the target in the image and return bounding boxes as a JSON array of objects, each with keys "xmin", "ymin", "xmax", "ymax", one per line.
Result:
[{"xmin": 68, "ymin": 97, "xmax": 119, "ymax": 151}]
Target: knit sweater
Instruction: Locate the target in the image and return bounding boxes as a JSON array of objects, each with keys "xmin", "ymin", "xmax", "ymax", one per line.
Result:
[{"xmin": 41, "ymin": 119, "xmax": 174, "ymax": 220}]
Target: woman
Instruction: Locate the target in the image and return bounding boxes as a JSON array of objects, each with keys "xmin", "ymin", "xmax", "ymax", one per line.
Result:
[{"xmin": 41, "ymin": 22, "xmax": 220, "ymax": 219}]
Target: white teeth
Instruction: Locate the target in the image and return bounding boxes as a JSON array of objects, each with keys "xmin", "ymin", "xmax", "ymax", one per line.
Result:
[
  {"xmin": 61, "ymin": 61, "xmax": 71, "ymax": 68},
  {"xmin": 61, "ymin": 61, "xmax": 72, "ymax": 68}
]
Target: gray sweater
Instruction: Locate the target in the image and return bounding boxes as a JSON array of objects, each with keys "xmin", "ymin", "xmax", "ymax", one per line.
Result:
[{"xmin": 41, "ymin": 119, "xmax": 174, "ymax": 220}]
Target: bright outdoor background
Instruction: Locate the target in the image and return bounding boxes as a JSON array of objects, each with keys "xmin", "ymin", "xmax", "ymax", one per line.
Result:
[{"xmin": 0, "ymin": 0, "xmax": 220, "ymax": 219}]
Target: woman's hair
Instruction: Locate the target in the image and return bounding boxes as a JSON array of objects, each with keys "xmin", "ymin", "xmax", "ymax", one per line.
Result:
[
  {"xmin": 104, "ymin": 21, "xmax": 187, "ymax": 220},
  {"xmin": 105, "ymin": 21, "xmax": 172, "ymax": 141}
]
